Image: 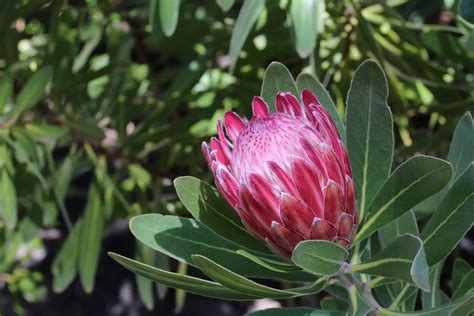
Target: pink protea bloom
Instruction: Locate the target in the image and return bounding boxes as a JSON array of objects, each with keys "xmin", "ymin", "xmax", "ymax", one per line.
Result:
[{"xmin": 202, "ymin": 90, "xmax": 358, "ymax": 259}]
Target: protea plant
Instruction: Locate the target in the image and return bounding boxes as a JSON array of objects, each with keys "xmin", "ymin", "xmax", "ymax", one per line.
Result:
[{"xmin": 202, "ymin": 90, "xmax": 358, "ymax": 259}]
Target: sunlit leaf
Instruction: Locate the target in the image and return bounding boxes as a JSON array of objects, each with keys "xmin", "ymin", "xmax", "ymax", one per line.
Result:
[
  {"xmin": 110, "ymin": 252, "xmax": 257, "ymax": 300},
  {"xmin": 229, "ymin": 0, "xmax": 265, "ymax": 73}
]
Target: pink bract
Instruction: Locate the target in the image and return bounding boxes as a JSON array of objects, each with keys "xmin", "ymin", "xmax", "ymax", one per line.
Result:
[{"xmin": 202, "ymin": 89, "xmax": 358, "ymax": 259}]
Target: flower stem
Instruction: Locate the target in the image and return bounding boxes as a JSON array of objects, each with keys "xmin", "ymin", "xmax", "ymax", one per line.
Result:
[{"xmin": 336, "ymin": 266, "xmax": 382, "ymax": 315}]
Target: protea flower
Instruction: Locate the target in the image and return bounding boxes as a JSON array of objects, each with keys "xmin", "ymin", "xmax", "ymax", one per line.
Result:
[{"xmin": 202, "ymin": 90, "xmax": 358, "ymax": 259}]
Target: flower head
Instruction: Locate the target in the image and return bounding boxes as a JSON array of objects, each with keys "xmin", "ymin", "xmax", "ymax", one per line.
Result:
[{"xmin": 202, "ymin": 90, "xmax": 358, "ymax": 258}]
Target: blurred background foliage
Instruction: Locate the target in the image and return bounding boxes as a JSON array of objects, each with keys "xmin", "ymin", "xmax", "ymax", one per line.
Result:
[{"xmin": 0, "ymin": 0, "xmax": 472, "ymax": 315}]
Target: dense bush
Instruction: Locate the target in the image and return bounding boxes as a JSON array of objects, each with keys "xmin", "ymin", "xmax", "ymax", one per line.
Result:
[{"xmin": 0, "ymin": 0, "xmax": 472, "ymax": 315}]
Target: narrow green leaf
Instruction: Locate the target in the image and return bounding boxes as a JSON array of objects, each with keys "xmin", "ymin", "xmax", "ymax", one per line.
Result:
[
  {"xmin": 290, "ymin": 0, "xmax": 324, "ymax": 58},
  {"xmin": 320, "ymin": 297, "xmax": 349, "ymax": 311},
  {"xmin": 192, "ymin": 255, "xmax": 325, "ymax": 298},
  {"xmin": 78, "ymin": 183, "xmax": 104, "ymax": 293},
  {"xmin": 174, "ymin": 261, "xmax": 187, "ymax": 313},
  {"xmin": 356, "ymin": 156, "xmax": 452, "ymax": 243},
  {"xmin": 193, "ymin": 254, "xmax": 301, "ymax": 298},
  {"xmin": 0, "ymin": 71, "xmax": 13, "ymax": 113},
  {"xmin": 381, "ymin": 293, "xmax": 474, "ymax": 315},
  {"xmin": 0, "ymin": 170, "xmax": 17, "ymax": 229},
  {"xmin": 452, "ymin": 258, "xmax": 471, "ymax": 294},
  {"xmin": 109, "ymin": 252, "xmax": 257, "ymax": 300},
  {"xmin": 24, "ymin": 124, "xmax": 68, "ymax": 143},
  {"xmin": 422, "ymin": 262, "xmax": 445, "ymax": 309},
  {"xmin": 353, "ymin": 234, "xmax": 430, "ymax": 291},
  {"xmin": 149, "ymin": 0, "xmax": 161, "ymax": 38},
  {"xmin": 459, "ymin": 0, "xmax": 474, "ymax": 24},
  {"xmin": 129, "ymin": 214, "xmax": 308, "ymax": 281},
  {"xmin": 452, "ymin": 270, "xmax": 474, "ymax": 299},
  {"xmin": 414, "ymin": 111, "xmax": 473, "ymax": 215},
  {"xmin": 72, "ymin": 30, "xmax": 102, "ymax": 73},
  {"xmin": 15, "ymin": 66, "xmax": 53, "ymax": 116},
  {"xmin": 348, "ymin": 284, "xmax": 372, "ymax": 316},
  {"xmin": 390, "ymin": 284, "xmax": 418, "ymax": 312},
  {"xmin": 159, "ymin": 0, "xmax": 180, "ymax": 37},
  {"xmin": 174, "ymin": 176, "xmax": 269, "ymax": 254},
  {"xmin": 346, "ymin": 59, "xmax": 394, "ymax": 220},
  {"xmin": 51, "ymin": 220, "xmax": 82, "ymax": 293},
  {"xmin": 447, "ymin": 111, "xmax": 473, "ymax": 181},
  {"xmin": 292, "ymin": 240, "xmax": 348, "ymax": 276},
  {"xmin": 296, "ymin": 72, "xmax": 345, "ymax": 141},
  {"xmin": 246, "ymin": 308, "xmax": 344, "ymax": 316},
  {"xmin": 378, "ymin": 210, "xmax": 418, "ymax": 248},
  {"xmin": 421, "ymin": 163, "xmax": 474, "ymax": 266},
  {"xmin": 229, "ymin": 0, "xmax": 264, "ymax": 73},
  {"xmin": 135, "ymin": 242, "xmax": 155, "ymax": 310},
  {"xmin": 261, "ymin": 62, "xmax": 300, "ymax": 112},
  {"xmin": 63, "ymin": 114, "xmax": 104, "ymax": 142},
  {"xmin": 155, "ymin": 251, "xmax": 170, "ymax": 299},
  {"xmin": 216, "ymin": 0, "xmax": 235, "ymax": 11},
  {"xmin": 236, "ymin": 249, "xmax": 300, "ymax": 273}
]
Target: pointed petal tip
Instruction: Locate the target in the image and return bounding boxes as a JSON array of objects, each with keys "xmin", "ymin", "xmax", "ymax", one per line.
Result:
[
  {"xmin": 252, "ymin": 96, "xmax": 270, "ymax": 117},
  {"xmin": 224, "ymin": 111, "xmax": 245, "ymax": 141}
]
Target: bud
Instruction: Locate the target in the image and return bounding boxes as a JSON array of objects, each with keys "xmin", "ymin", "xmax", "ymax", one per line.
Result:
[{"xmin": 202, "ymin": 90, "xmax": 358, "ymax": 259}]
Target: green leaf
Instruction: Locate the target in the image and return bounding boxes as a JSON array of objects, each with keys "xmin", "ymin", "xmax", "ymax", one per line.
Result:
[
  {"xmin": 346, "ymin": 59, "xmax": 394, "ymax": 220},
  {"xmin": 389, "ymin": 284, "xmax": 418, "ymax": 312},
  {"xmin": 24, "ymin": 124, "xmax": 68, "ymax": 143},
  {"xmin": 452, "ymin": 270, "xmax": 474, "ymax": 299},
  {"xmin": 51, "ymin": 220, "xmax": 82, "ymax": 293},
  {"xmin": 356, "ymin": 156, "xmax": 452, "ymax": 243},
  {"xmin": 216, "ymin": 0, "xmax": 235, "ymax": 11},
  {"xmin": 352, "ymin": 234, "xmax": 430, "ymax": 291},
  {"xmin": 78, "ymin": 183, "xmax": 104, "ymax": 293},
  {"xmin": 381, "ymin": 293, "xmax": 474, "ymax": 315},
  {"xmin": 452, "ymin": 258, "xmax": 471, "ymax": 294},
  {"xmin": 261, "ymin": 62, "xmax": 300, "ymax": 112},
  {"xmin": 149, "ymin": 0, "xmax": 161, "ymax": 38},
  {"xmin": 174, "ymin": 261, "xmax": 187, "ymax": 313},
  {"xmin": 192, "ymin": 255, "xmax": 326, "ymax": 299},
  {"xmin": 447, "ymin": 112, "xmax": 473, "ymax": 181},
  {"xmin": 63, "ymin": 114, "xmax": 104, "ymax": 142},
  {"xmin": 192, "ymin": 255, "xmax": 300, "ymax": 298},
  {"xmin": 0, "ymin": 170, "xmax": 17, "ymax": 229},
  {"xmin": 236, "ymin": 249, "xmax": 300, "ymax": 273},
  {"xmin": 292, "ymin": 240, "xmax": 348, "ymax": 276},
  {"xmin": 320, "ymin": 297, "xmax": 349, "ymax": 311},
  {"xmin": 459, "ymin": 0, "xmax": 474, "ymax": 24},
  {"xmin": 129, "ymin": 214, "xmax": 308, "ymax": 281},
  {"xmin": 246, "ymin": 307, "xmax": 344, "ymax": 316},
  {"xmin": 72, "ymin": 29, "xmax": 102, "ymax": 73},
  {"xmin": 296, "ymin": 72, "xmax": 345, "ymax": 141},
  {"xmin": 159, "ymin": 0, "xmax": 180, "ymax": 37},
  {"xmin": 155, "ymin": 251, "xmax": 170, "ymax": 299},
  {"xmin": 378, "ymin": 210, "xmax": 418, "ymax": 248},
  {"xmin": 174, "ymin": 176, "xmax": 269, "ymax": 254},
  {"xmin": 421, "ymin": 163, "xmax": 474, "ymax": 266},
  {"xmin": 422, "ymin": 262, "xmax": 445, "ymax": 309},
  {"xmin": 15, "ymin": 66, "xmax": 53, "ymax": 116},
  {"xmin": 229, "ymin": 0, "xmax": 264, "ymax": 73},
  {"xmin": 348, "ymin": 284, "xmax": 372, "ymax": 316},
  {"xmin": 0, "ymin": 71, "xmax": 13, "ymax": 113},
  {"xmin": 109, "ymin": 252, "xmax": 257, "ymax": 300},
  {"xmin": 135, "ymin": 242, "xmax": 155, "ymax": 310},
  {"xmin": 414, "ymin": 112, "xmax": 473, "ymax": 215},
  {"xmin": 290, "ymin": 0, "xmax": 325, "ymax": 58}
]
